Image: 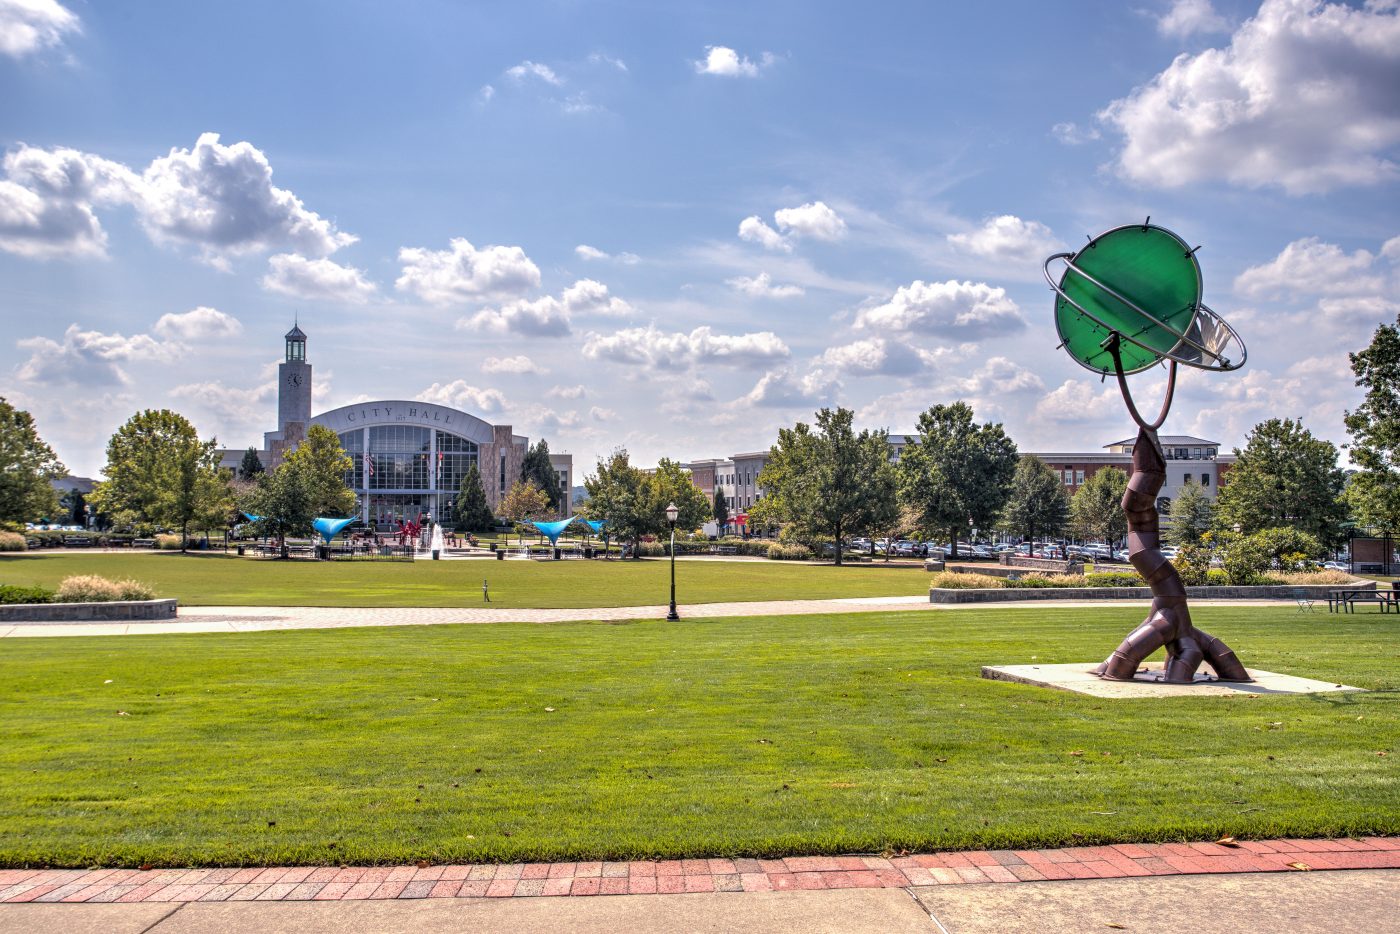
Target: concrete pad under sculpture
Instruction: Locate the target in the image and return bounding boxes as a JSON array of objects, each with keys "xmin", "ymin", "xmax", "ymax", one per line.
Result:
[{"xmin": 981, "ymin": 662, "xmax": 1364, "ymax": 698}]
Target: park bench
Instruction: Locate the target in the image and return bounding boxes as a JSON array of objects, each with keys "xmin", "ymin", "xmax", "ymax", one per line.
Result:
[
  {"xmin": 61, "ymin": 536, "xmax": 93, "ymax": 547},
  {"xmin": 132, "ymin": 539, "xmax": 156, "ymax": 548},
  {"xmin": 709, "ymin": 545, "xmax": 739, "ymax": 555},
  {"xmin": 1327, "ymin": 589, "xmax": 1396, "ymax": 614}
]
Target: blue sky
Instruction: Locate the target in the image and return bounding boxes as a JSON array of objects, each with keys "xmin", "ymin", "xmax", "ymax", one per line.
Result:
[{"xmin": 2, "ymin": 0, "xmax": 1398, "ymax": 477}]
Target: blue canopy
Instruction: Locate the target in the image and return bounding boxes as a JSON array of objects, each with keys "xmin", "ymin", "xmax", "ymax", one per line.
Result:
[
  {"xmin": 580, "ymin": 519, "xmax": 605, "ymax": 534},
  {"xmin": 312, "ymin": 517, "xmax": 356, "ymax": 544},
  {"xmin": 529, "ymin": 516, "xmax": 576, "ymax": 545},
  {"xmin": 241, "ymin": 512, "xmax": 262, "ymax": 523}
]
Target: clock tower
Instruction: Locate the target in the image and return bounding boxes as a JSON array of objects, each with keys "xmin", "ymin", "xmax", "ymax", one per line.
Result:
[{"xmin": 265, "ymin": 323, "xmax": 312, "ymax": 467}]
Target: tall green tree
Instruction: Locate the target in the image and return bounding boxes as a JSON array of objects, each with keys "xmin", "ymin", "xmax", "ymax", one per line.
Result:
[
  {"xmin": 1344, "ymin": 313, "xmax": 1400, "ymax": 534},
  {"xmin": 712, "ymin": 485, "xmax": 729, "ymax": 533},
  {"xmin": 998, "ymin": 456, "xmax": 1069, "ymax": 549},
  {"xmin": 238, "ymin": 447, "xmax": 265, "ymax": 482},
  {"xmin": 754, "ymin": 407, "xmax": 892, "ymax": 566},
  {"xmin": 582, "ymin": 449, "xmax": 651, "ymax": 558},
  {"xmin": 454, "ymin": 462, "xmax": 495, "ymax": 531},
  {"xmin": 284, "ymin": 424, "xmax": 356, "ymax": 517},
  {"xmin": 89, "ymin": 409, "xmax": 231, "ymax": 549},
  {"xmin": 499, "ymin": 480, "xmax": 552, "ymax": 542},
  {"xmin": 520, "ymin": 438, "xmax": 563, "ymax": 512},
  {"xmin": 1213, "ymin": 418, "xmax": 1347, "ymax": 547},
  {"xmin": 1165, "ymin": 479, "xmax": 1213, "ymax": 547},
  {"xmin": 244, "ymin": 464, "xmax": 314, "ymax": 558},
  {"xmin": 896, "ymin": 402, "xmax": 1018, "ymax": 558},
  {"xmin": 0, "ymin": 396, "xmax": 65, "ymax": 525},
  {"xmin": 648, "ymin": 458, "xmax": 711, "ymax": 534},
  {"xmin": 1069, "ymin": 467, "xmax": 1128, "ymax": 547}
]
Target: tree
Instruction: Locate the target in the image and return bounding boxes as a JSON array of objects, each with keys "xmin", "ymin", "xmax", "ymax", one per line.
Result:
[
  {"xmin": 243, "ymin": 464, "xmax": 315, "ymax": 558},
  {"xmin": 499, "ymin": 480, "xmax": 551, "ymax": 541},
  {"xmin": 582, "ymin": 449, "xmax": 651, "ymax": 559},
  {"xmin": 1213, "ymin": 418, "xmax": 1347, "ymax": 548},
  {"xmin": 1165, "ymin": 479, "xmax": 1213, "ymax": 547},
  {"xmin": 283, "ymin": 424, "xmax": 356, "ymax": 518},
  {"xmin": 998, "ymin": 456, "xmax": 1069, "ymax": 548},
  {"xmin": 238, "ymin": 447, "xmax": 265, "ymax": 482},
  {"xmin": 1069, "ymin": 467, "xmax": 1128, "ymax": 547},
  {"xmin": 712, "ymin": 486, "xmax": 729, "ymax": 534},
  {"xmin": 896, "ymin": 402, "xmax": 1018, "ymax": 558},
  {"xmin": 648, "ymin": 458, "xmax": 711, "ymax": 535},
  {"xmin": 0, "ymin": 397, "xmax": 64, "ymax": 525},
  {"xmin": 754, "ymin": 407, "xmax": 892, "ymax": 566},
  {"xmin": 89, "ymin": 409, "xmax": 231, "ymax": 549},
  {"xmin": 520, "ymin": 438, "xmax": 563, "ymax": 513},
  {"xmin": 1344, "ymin": 313, "xmax": 1400, "ymax": 534},
  {"xmin": 454, "ymin": 462, "xmax": 494, "ymax": 531}
]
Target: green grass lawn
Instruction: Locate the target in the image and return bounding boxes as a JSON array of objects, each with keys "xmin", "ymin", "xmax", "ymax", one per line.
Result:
[
  {"xmin": 0, "ymin": 553, "xmax": 932, "ymax": 608},
  {"xmin": 1, "ymin": 605, "xmax": 1395, "ymax": 867}
]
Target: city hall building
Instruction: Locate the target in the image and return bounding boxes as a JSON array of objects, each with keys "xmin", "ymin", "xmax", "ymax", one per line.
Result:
[{"xmin": 222, "ymin": 325, "xmax": 571, "ymax": 530}]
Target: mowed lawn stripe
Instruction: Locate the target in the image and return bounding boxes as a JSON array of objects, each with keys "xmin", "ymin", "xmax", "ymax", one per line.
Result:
[
  {"xmin": 0, "ymin": 553, "xmax": 933, "ymax": 608},
  {"xmin": 0, "ymin": 605, "xmax": 1394, "ymax": 867}
]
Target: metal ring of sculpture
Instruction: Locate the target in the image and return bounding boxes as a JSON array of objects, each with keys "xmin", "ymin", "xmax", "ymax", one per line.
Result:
[{"xmin": 1046, "ymin": 220, "xmax": 1252, "ymax": 684}]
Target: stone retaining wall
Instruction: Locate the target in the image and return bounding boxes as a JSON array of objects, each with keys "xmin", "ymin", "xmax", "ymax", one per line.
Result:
[
  {"xmin": 929, "ymin": 582, "xmax": 1372, "ymax": 604},
  {"xmin": 0, "ymin": 598, "xmax": 178, "ymax": 622},
  {"xmin": 999, "ymin": 554, "xmax": 1086, "ymax": 575}
]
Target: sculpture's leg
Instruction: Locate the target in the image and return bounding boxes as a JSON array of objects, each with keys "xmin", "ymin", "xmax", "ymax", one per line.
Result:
[
  {"xmin": 1192, "ymin": 626, "xmax": 1252, "ymax": 681},
  {"xmin": 1095, "ymin": 601, "xmax": 1173, "ymax": 680}
]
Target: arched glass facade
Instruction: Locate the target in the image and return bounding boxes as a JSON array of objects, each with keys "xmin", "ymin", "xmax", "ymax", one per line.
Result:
[{"xmin": 339, "ymin": 427, "xmax": 478, "ymax": 529}]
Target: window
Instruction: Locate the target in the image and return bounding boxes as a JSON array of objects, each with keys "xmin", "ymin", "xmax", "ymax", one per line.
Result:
[
  {"xmin": 435, "ymin": 431, "xmax": 478, "ymax": 493},
  {"xmin": 1075, "ymin": 470, "xmax": 1085, "ymax": 485},
  {"xmin": 1208, "ymin": 448, "xmax": 1217, "ymax": 458},
  {"xmin": 367, "ymin": 426, "xmax": 430, "ymax": 490},
  {"xmin": 1062, "ymin": 469, "xmax": 1072, "ymax": 485},
  {"xmin": 1185, "ymin": 473, "xmax": 1192, "ymax": 485},
  {"xmin": 1193, "ymin": 447, "xmax": 1202, "ymax": 459},
  {"xmin": 1202, "ymin": 473, "xmax": 1210, "ymax": 486}
]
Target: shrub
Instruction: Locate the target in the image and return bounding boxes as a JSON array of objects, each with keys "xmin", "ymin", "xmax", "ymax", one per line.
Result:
[
  {"xmin": 154, "ymin": 533, "xmax": 183, "ymax": 550},
  {"xmin": 55, "ymin": 575, "xmax": 123, "ymax": 602},
  {"xmin": 1084, "ymin": 572, "xmax": 1146, "ymax": 588},
  {"xmin": 929, "ymin": 571, "xmax": 1004, "ymax": 589},
  {"xmin": 1217, "ymin": 534, "xmax": 1271, "ymax": 585},
  {"xmin": 767, "ymin": 543, "xmax": 812, "ymax": 561},
  {"xmin": 637, "ymin": 541, "xmax": 667, "ymax": 557},
  {"xmin": 0, "ymin": 584, "xmax": 54, "ymax": 604},
  {"xmin": 1274, "ymin": 569, "xmax": 1355, "ymax": 585},
  {"xmin": 116, "ymin": 579, "xmax": 157, "ymax": 600},
  {"xmin": 0, "ymin": 531, "xmax": 26, "ymax": 552},
  {"xmin": 1174, "ymin": 544, "xmax": 1210, "ymax": 587}
]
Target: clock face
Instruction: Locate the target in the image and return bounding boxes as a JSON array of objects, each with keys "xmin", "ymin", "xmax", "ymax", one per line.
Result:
[{"xmin": 287, "ymin": 373, "xmax": 303, "ymax": 387}]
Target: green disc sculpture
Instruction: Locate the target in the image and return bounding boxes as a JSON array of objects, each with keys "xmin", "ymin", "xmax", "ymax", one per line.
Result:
[{"xmin": 1045, "ymin": 220, "xmax": 1251, "ymax": 684}]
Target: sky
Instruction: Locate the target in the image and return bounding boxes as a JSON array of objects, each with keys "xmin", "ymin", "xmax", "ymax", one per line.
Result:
[{"xmin": 1, "ymin": 0, "xmax": 1398, "ymax": 478}]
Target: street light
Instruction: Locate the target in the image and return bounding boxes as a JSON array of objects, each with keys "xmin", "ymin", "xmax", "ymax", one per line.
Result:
[{"xmin": 665, "ymin": 501, "xmax": 680, "ymax": 621}]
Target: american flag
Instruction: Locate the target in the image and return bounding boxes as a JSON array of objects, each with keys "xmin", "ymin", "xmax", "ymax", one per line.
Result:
[{"xmin": 365, "ymin": 452, "xmax": 375, "ymax": 477}]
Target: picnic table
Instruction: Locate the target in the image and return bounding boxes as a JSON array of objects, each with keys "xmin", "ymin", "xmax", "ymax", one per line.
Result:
[{"xmin": 1327, "ymin": 588, "xmax": 1396, "ymax": 613}]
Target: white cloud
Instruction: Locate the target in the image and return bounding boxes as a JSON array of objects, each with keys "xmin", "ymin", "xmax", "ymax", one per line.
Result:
[
  {"xmin": 575, "ymin": 243, "xmax": 639, "ymax": 264},
  {"xmin": 738, "ymin": 215, "xmax": 790, "ymax": 252},
  {"xmin": 813, "ymin": 337, "xmax": 939, "ymax": 377},
  {"xmin": 947, "ymin": 214, "xmax": 1063, "ymax": 266},
  {"xmin": 417, "ymin": 380, "xmax": 507, "ymax": 414},
  {"xmin": 855, "ymin": 279, "xmax": 1026, "ymax": 340},
  {"xmin": 262, "ymin": 253, "xmax": 378, "ymax": 304},
  {"xmin": 0, "ymin": 145, "xmax": 138, "ymax": 258},
  {"xmin": 477, "ymin": 84, "xmax": 496, "ymax": 104},
  {"xmin": 588, "ymin": 52, "xmax": 628, "ymax": 72},
  {"xmin": 548, "ymin": 384, "xmax": 586, "ymax": 400},
  {"xmin": 15, "ymin": 324, "xmax": 178, "ymax": 386},
  {"xmin": 1157, "ymin": 0, "xmax": 1229, "ymax": 38},
  {"xmin": 168, "ymin": 379, "xmax": 275, "ymax": 435},
  {"xmin": 1033, "ymin": 379, "xmax": 1123, "ymax": 425},
  {"xmin": 1051, "ymin": 121, "xmax": 1101, "ymax": 145},
  {"xmin": 694, "ymin": 46, "xmax": 775, "ymax": 78},
  {"xmin": 726, "ymin": 271, "xmax": 804, "ymax": 298},
  {"xmin": 1100, "ymin": 0, "xmax": 1400, "ymax": 194},
  {"xmin": 743, "ymin": 367, "xmax": 835, "ymax": 408},
  {"xmin": 589, "ymin": 406, "xmax": 616, "ymax": 421},
  {"xmin": 583, "ymin": 325, "xmax": 790, "ymax": 369},
  {"xmin": 396, "ymin": 237, "xmax": 541, "ymax": 304},
  {"xmin": 0, "ymin": 0, "xmax": 79, "ymax": 58},
  {"xmin": 774, "ymin": 201, "xmax": 846, "ymax": 241},
  {"xmin": 1233, "ymin": 237, "xmax": 1382, "ymax": 298},
  {"xmin": 950, "ymin": 356, "xmax": 1045, "ymax": 397},
  {"xmin": 138, "ymin": 132, "xmax": 355, "ymax": 257},
  {"xmin": 463, "ymin": 278, "xmax": 630, "ymax": 337},
  {"xmin": 508, "ymin": 402, "xmax": 579, "ymax": 434},
  {"xmin": 1382, "ymin": 236, "xmax": 1400, "ymax": 262},
  {"xmin": 153, "ymin": 306, "xmax": 243, "ymax": 341},
  {"xmin": 482, "ymin": 355, "xmax": 545, "ymax": 375},
  {"xmin": 505, "ymin": 60, "xmax": 562, "ymax": 85}
]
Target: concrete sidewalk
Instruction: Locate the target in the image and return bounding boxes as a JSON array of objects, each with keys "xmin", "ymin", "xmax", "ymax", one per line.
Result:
[
  {"xmin": 2, "ymin": 870, "xmax": 1395, "ymax": 933},
  {"xmin": 0, "ymin": 596, "xmax": 1292, "ymax": 638}
]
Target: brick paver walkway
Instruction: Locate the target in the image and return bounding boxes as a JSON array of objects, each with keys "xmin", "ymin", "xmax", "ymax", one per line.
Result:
[{"xmin": 1, "ymin": 838, "xmax": 1393, "ymax": 904}]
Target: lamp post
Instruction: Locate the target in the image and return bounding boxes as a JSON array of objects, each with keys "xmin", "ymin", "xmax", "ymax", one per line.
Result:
[{"xmin": 665, "ymin": 501, "xmax": 680, "ymax": 621}]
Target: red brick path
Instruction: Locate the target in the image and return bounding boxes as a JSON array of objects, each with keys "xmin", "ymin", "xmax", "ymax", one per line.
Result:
[{"xmin": 1, "ymin": 838, "xmax": 1395, "ymax": 904}]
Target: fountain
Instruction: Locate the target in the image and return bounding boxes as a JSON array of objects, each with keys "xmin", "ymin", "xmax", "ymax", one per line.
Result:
[{"xmin": 430, "ymin": 522, "xmax": 445, "ymax": 560}]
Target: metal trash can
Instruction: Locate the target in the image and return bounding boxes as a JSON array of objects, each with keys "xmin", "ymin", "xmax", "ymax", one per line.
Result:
[
  {"xmin": 236, "ymin": 545, "xmax": 245, "ymax": 556},
  {"xmin": 432, "ymin": 549, "xmax": 440, "ymax": 560},
  {"xmin": 496, "ymin": 550, "xmax": 505, "ymax": 560},
  {"xmin": 553, "ymin": 547, "xmax": 561, "ymax": 560}
]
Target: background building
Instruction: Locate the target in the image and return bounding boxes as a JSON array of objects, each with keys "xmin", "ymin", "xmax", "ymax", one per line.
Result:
[{"xmin": 221, "ymin": 325, "xmax": 570, "ymax": 529}]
